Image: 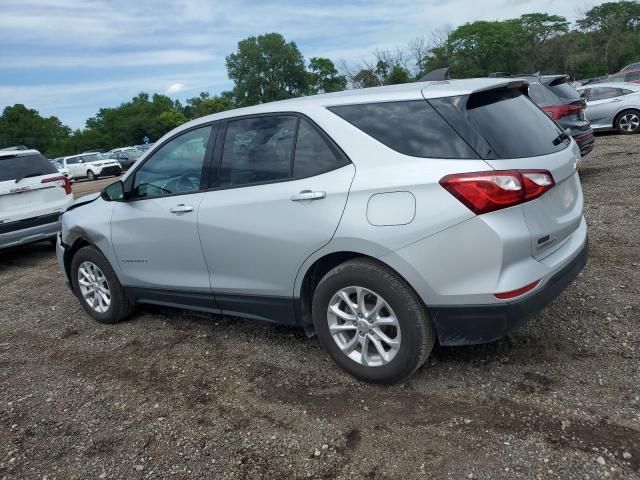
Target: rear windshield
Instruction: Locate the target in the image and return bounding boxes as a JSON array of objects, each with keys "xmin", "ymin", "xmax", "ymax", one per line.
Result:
[
  {"xmin": 0, "ymin": 153, "xmax": 57, "ymax": 182},
  {"xmin": 549, "ymin": 82, "xmax": 581, "ymax": 101},
  {"xmin": 462, "ymin": 89, "xmax": 568, "ymax": 158},
  {"xmin": 328, "ymin": 101, "xmax": 478, "ymax": 159}
]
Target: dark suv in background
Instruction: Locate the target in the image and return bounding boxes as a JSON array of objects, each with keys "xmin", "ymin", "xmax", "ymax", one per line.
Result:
[{"xmin": 490, "ymin": 73, "xmax": 594, "ymax": 157}]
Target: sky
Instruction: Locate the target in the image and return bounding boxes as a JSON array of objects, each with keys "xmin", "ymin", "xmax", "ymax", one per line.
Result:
[{"xmin": 0, "ymin": 0, "xmax": 606, "ymax": 129}]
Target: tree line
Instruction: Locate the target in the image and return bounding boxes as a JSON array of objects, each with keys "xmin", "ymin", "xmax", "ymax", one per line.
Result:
[{"xmin": 1, "ymin": 1, "xmax": 639, "ymax": 158}]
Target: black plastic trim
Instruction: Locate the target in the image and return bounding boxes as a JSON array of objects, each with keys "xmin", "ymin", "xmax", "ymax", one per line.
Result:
[
  {"xmin": 122, "ymin": 287, "xmax": 297, "ymax": 325},
  {"xmin": 0, "ymin": 213, "xmax": 60, "ymax": 234},
  {"xmin": 429, "ymin": 240, "xmax": 588, "ymax": 346}
]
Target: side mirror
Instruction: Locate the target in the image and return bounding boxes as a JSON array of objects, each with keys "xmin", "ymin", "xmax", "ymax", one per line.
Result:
[{"xmin": 101, "ymin": 180, "xmax": 125, "ymax": 201}]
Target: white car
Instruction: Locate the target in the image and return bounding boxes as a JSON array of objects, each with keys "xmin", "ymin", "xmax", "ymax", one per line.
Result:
[
  {"xmin": 52, "ymin": 158, "xmax": 70, "ymax": 177},
  {"xmin": 1, "ymin": 149, "xmax": 74, "ymax": 249},
  {"xmin": 62, "ymin": 152, "xmax": 122, "ymax": 181}
]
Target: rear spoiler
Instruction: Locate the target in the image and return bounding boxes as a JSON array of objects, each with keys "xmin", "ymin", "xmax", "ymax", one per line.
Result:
[{"xmin": 541, "ymin": 75, "xmax": 570, "ymax": 87}]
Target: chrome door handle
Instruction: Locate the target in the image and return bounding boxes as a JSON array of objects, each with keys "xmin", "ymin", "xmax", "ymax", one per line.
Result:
[
  {"xmin": 169, "ymin": 204, "xmax": 194, "ymax": 213},
  {"xmin": 290, "ymin": 190, "xmax": 326, "ymax": 201},
  {"xmin": 612, "ymin": 98, "xmax": 623, "ymax": 102}
]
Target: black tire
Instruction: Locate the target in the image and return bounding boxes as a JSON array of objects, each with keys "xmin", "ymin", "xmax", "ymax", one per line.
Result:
[
  {"xmin": 312, "ymin": 258, "xmax": 435, "ymax": 384},
  {"xmin": 87, "ymin": 170, "xmax": 96, "ymax": 181},
  {"xmin": 615, "ymin": 109, "xmax": 640, "ymax": 135},
  {"xmin": 70, "ymin": 246, "xmax": 134, "ymax": 324}
]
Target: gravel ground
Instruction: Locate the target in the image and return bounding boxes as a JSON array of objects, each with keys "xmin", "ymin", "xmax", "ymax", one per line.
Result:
[{"xmin": 1, "ymin": 134, "xmax": 639, "ymax": 479}]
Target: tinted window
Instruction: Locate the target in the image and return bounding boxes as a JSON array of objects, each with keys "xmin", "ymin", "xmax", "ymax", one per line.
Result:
[
  {"xmin": 609, "ymin": 74, "xmax": 626, "ymax": 83},
  {"xmin": 293, "ymin": 119, "xmax": 349, "ymax": 177},
  {"xmin": 527, "ymin": 82, "xmax": 558, "ymax": 106},
  {"xmin": 549, "ymin": 82, "xmax": 581, "ymax": 101},
  {"xmin": 220, "ymin": 116, "xmax": 297, "ymax": 187},
  {"xmin": 626, "ymin": 71, "xmax": 640, "ymax": 82},
  {"xmin": 133, "ymin": 125, "xmax": 213, "ymax": 197},
  {"xmin": 621, "ymin": 88, "xmax": 635, "ymax": 95},
  {"xmin": 464, "ymin": 89, "xmax": 567, "ymax": 158},
  {"xmin": 329, "ymin": 101, "xmax": 478, "ymax": 159},
  {"xmin": 0, "ymin": 153, "xmax": 57, "ymax": 182},
  {"xmin": 589, "ymin": 87, "xmax": 622, "ymax": 101}
]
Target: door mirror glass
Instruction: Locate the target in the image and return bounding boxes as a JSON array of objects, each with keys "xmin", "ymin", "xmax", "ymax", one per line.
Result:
[{"xmin": 102, "ymin": 181, "xmax": 124, "ymax": 201}]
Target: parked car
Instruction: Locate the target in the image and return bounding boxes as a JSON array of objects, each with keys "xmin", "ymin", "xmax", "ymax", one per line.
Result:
[
  {"xmin": 491, "ymin": 73, "xmax": 594, "ymax": 156},
  {"xmin": 61, "ymin": 153, "xmax": 122, "ymax": 181},
  {"xmin": 1, "ymin": 149, "xmax": 73, "ymax": 249},
  {"xmin": 620, "ymin": 62, "xmax": 640, "ymax": 73},
  {"xmin": 606, "ymin": 69, "xmax": 640, "ymax": 84},
  {"xmin": 57, "ymin": 79, "xmax": 587, "ymax": 384},
  {"xmin": 52, "ymin": 158, "xmax": 70, "ymax": 177},
  {"xmin": 576, "ymin": 82, "xmax": 640, "ymax": 134},
  {"xmin": 106, "ymin": 147, "xmax": 143, "ymax": 170}
]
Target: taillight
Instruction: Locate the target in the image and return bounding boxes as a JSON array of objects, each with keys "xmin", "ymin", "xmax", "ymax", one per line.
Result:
[
  {"xmin": 439, "ymin": 170, "xmax": 555, "ymax": 215},
  {"xmin": 42, "ymin": 175, "xmax": 72, "ymax": 195},
  {"xmin": 542, "ymin": 103, "xmax": 582, "ymax": 120}
]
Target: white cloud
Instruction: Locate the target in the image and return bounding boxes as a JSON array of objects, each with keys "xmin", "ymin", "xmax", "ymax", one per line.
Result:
[{"xmin": 166, "ymin": 83, "xmax": 186, "ymax": 94}]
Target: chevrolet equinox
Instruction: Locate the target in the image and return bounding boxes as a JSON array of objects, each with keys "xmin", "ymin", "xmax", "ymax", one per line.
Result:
[{"xmin": 58, "ymin": 79, "xmax": 588, "ymax": 384}]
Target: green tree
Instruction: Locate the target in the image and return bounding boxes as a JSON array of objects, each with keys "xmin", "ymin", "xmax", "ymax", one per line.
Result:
[
  {"xmin": 307, "ymin": 57, "xmax": 347, "ymax": 93},
  {"xmin": 226, "ymin": 33, "xmax": 309, "ymax": 106},
  {"xmin": 0, "ymin": 104, "xmax": 70, "ymax": 155},
  {"xmin": 184, "ymin": 91, "xmax": 235, "ymax": 119}
]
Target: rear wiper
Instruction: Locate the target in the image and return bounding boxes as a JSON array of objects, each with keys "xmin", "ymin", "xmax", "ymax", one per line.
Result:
[
  {"xmin": 552, "ymin": 129, "xmax": 570, "ymax": 146},
  {"xmin": 15, "ymin": 172, "xmax": 48, "ymax": 183}
]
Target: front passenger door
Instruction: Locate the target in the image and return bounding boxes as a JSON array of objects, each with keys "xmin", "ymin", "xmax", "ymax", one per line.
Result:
[{"xmin": 110, "ymin": 125, "xmax": 216, "ymax": 292}]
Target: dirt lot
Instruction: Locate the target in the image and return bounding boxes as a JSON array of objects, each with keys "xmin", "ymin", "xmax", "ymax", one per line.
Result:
[{"xmin": 1, "ymin": 135, "xmax": 639, "ymax": 479}]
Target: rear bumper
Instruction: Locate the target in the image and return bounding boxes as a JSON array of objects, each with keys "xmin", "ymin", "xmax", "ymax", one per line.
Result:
[
  {"xmin": 573, "ymin": 130, "xmax": 595, "ymax": 157},
  {"xmin": 0, "ymin": 216, "xmax": 61, "ymax": 250},
  {"xmin": 429, "ymin": 239, "xmax": 588, "ymax": 346}
]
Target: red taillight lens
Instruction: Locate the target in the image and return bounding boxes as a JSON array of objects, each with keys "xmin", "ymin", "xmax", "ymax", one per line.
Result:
[
  {"xmin": 494, "ymin": 280, "xmax": 540, "ymax": 299},
  {"xmin": 440, "ymin": 170, "xmax": 554, "ymax": 215},
  {"xmin": 542, "ymin": 103, "xmax": 582, "ymax": 120},
  {"xmin": 42, "ymin": 175, "xmax": 72, "ymax": 195}
]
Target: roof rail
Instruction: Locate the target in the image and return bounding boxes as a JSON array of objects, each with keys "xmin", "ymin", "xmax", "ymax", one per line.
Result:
[
  {"xmin": 488, "ymin": 72, "xmax": 540, "ymax": 78},
  {"xmin": 419, "ymin": 68, "xmax": 450, "ymax": 82}
]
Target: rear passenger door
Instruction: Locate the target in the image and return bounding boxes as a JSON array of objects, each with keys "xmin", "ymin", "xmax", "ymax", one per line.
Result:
[
  {"xmin": 198, "ymin": 114, "xmax": 355, "ymax": 323},
  {"xmin": 585, "ymin": 87, "xmax": 624, "ymax": 127}
]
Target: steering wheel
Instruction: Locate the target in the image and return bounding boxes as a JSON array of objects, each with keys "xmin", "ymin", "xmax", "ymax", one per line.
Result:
[{"xmin": 160, "ymin": 170, "xmax": 200, "ymax": 193}]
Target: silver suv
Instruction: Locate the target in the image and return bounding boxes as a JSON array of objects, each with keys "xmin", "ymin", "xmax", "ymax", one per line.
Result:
[{"xmin": 57, "ymin": 79, "xmax": 588, "ymax": 384}]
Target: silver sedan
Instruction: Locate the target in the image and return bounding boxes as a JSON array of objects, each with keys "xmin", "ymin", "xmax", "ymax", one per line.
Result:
[{"xmin": 577, "ymin": 82, "xmax": 640, "ymax": 134}]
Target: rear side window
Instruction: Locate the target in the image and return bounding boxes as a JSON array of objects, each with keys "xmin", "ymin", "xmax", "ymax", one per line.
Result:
[
  {"xmin": 589, "ymin": 87, "xmax": 622, "ymax": 101},
  {"xmin": 464, "ymin": 89, "xmax": 566, "ymax": 158},
  {"xmin": 293, "ymin": 119, "xmax": 349, "ymax": 177},
  {"xmin": 220, "ymin": 116, "xmax": 297, "ymax": 187},
  {"xmin": 328, "ymin": 101, "xmax": 478, "ymax": 159},
  {"xmin": 0, "ymin": 153, "xmax": 57, "ymax": 182},
  {"xmin": 527, "ymin": 82, "xmax": 558, "ymax": 106},
  {"xmin": 626, "ymin": 71, "xmax": 640, "ymax": 82}
]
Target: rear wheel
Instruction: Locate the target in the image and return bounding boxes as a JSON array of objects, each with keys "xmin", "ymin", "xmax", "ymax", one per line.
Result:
[
  {"xmin": 86, "ymin": 170, "xmax": 96, "ymax": 181},
  {"xmin": 70, "ymin": 246, "xmax": 134, "ymax": 324},
  {"xmin": 312, "ymin": 258, "xmax": 435, "ymax": 384},
  {"xmin": 615, "ymin": 109, "xmax": 640, "ymax": 134}
]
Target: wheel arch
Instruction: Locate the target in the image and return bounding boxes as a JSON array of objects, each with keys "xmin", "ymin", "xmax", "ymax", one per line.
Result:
[
  {"xmin": 614, "ymin": 108, "xmax": 640, "ymax": 127},
  {"xmin": 295, "ymin": 244, "xmax": 431, "ymax": 327}
]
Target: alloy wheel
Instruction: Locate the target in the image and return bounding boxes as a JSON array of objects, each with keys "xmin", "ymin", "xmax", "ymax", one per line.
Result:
[
  {"xmin": 77, "ymin": 261, "xmax": 111, "ymax": 313},
  {"xmin": 619, "ymin": 113, "xmax": 640, "ymax": 132},
  {"xmin": 326, "ymin": 286, "xmax": 401, "ymax": 367}
]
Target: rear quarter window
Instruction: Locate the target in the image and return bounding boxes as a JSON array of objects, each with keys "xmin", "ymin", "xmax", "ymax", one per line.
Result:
[{"xmin": 328, "ymin": 100, "xmax": 478, "ymax": 159}]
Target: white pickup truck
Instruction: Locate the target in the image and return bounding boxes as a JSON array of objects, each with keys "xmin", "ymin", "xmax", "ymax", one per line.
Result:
[{"xmin": 0, "ymin": 149, "xmax": 74, "ymax": 249}]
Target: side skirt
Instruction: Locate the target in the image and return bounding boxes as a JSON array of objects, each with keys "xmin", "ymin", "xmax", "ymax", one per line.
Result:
[{"xmin": 123, "ymin": 287, "xmax": 299, "ymax": 325}]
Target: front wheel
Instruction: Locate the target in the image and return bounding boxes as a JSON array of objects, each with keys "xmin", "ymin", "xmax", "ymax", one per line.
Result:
[
  {"xmin": 86, "ymin": 170, "xmax": 96, "ymax": 181},
  {"xmin": 70, "ymin": 246, "xmax": 134, "ymax": 324},
  {"xmin": 312, "ymin": 258, "xmax": 435, "ymax": 384},
  {"xmin": 616, "ymin": 110, "xmax": 640, "ymax": 135}
]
